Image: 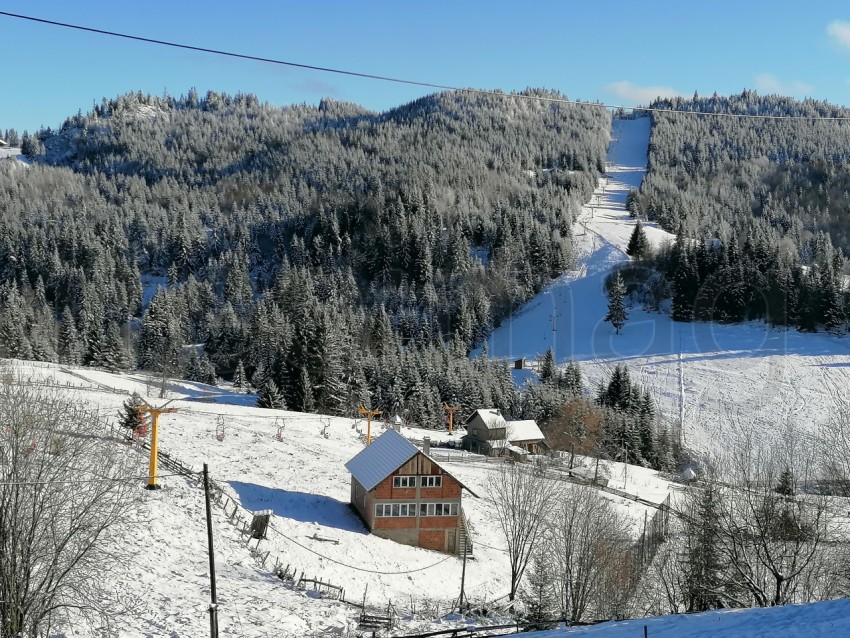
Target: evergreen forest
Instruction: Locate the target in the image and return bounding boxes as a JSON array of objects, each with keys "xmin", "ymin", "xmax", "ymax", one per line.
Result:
[
  {"xmin": 0, "ymin": 88, "xmax": 610, "ymax": 422},
  {"xmin": 628, "ymin": 92, "xmax": 850, "ymax": 331}
]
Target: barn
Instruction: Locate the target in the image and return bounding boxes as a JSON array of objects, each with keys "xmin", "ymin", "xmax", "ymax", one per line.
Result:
[{"xmin": 345, "ymin": 428, "xmax": 476, "ymax": 555}]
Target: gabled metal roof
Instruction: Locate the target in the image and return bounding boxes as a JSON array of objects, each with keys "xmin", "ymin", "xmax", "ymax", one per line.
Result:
[{"xmin": 345, "ymin": 428, "xmax": 419, "ymax": 492}]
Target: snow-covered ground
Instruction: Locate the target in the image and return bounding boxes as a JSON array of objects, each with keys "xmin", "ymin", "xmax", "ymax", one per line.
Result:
[
  {"xmin": 8, "ymin": 117, "xmax": 848, "ymax": 636},
  {"xmin": 4, "ymin": 359, "xmax": 679, "ymax": 637},
  {"xmin": 532, "ymin": 597, "xmax": 850, "ymax": 638},
  {"xmin": 480, "ymin": 116, "xmax": 850, "ymax": 456},
  {"xmin": 0, "ymin": 145, "xmax": 31, "ymax": 166}
]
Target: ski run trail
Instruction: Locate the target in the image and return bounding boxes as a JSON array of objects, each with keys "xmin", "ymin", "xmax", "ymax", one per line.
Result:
[
  {"xmin": 481, "ymin": 116, "xmax": 850, "ymax": 458},
  {"xmin": 5, "ymin": 118, "xmax": 850, "ymax": 638}
]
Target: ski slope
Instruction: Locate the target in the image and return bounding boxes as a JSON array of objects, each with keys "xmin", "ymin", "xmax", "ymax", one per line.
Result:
[{"xmin": 480, "ymin": 116, "xmax": 850, "ymax": 456}]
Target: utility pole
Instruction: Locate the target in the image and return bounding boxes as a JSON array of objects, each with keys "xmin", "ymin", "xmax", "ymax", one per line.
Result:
[
  {"xmin": 203, "ymin": 464, "xmax": 219, "ymax": 638},
  {"xmin": 623, "ymin": 445, "xmax": 629, "ymax": 490},
  {"xmin": 135, "ymin": 399, "xmax": 176, "ymax": 489},
  {"xmin": 358, "ymin": 405, "xmax": 381, "ymax": 446},
  {"xmin": 459, "ymin": 541, "xmax": 468, "ymax": 614},
  {"xmin": 443, "ymin": 404, "xmax": 460, "ymax": 434}
]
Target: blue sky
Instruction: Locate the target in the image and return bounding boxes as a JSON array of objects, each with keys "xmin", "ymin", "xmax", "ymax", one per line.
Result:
[{"xmin": 1, "ymin": 1, "xmax": 849, "ymax": 134}]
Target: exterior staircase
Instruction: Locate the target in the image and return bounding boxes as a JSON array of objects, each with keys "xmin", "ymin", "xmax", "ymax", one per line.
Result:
[{"xmin": 458, "ymin": 510, "xmax": 473, "ymax": 557}]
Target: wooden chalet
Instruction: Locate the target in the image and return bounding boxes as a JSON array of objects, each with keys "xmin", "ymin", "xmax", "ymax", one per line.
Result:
[
  {"xmin": 345, "ymin": 429, "xmax": 476, "ymax": 555},
  {"xmin": 462, "ymin": 409, "xmax": 545, "ymax": 458}
]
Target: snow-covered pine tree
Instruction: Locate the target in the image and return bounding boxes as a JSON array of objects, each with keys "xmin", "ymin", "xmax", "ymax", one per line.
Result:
[
  {"xmin": 626, "ymin": 221, "xmax": 650, "ymax": 260},
  {"xmin": 604, "ymin": 271, "xmax": 628, "ymax": 335},
  {"xmin": 539, "ymin": 347, "xmax": 556, "ymax": 383},
  {"xmin": 83, "ymin": 322, "xmax": 105, "ymax": 368},
  {"xmin": 775, "ymin": 467, "xmax": 795, "ymax": 496},
  {"xmin": 638, "ymin": 390, "xmax": 656, "ymax": 465},
  {"xmin": 295, "ymin": 366, "xmax": 316, "ymax": 412},
  {"xmin": 118, "ymin": 392, "xmax": 145, "ymax": 437},
  {"xmin": 185, "ymin": 351, "xmax": 205, "ymax": 382},
  {"xmin": 561, "ymin": 360, "xmax": 583, "ymax": 397},
  {"xmin": 655, "ymin": 426, "xmax": 676, "ymax": 471},
  {"xmin": 521, "ymin": 553, "xmax": 558, "ymax": 630},
  {"xmin": 57, "ymin": 306, "xmax": 83, "ymax": 366},
  {"xmin": 232, "ymin": 359, "xmax": 247, "ymax": 391},
  {"xmin": 823, "ymin": 275, "xmax": 845, "ymax": 334},
  {"xmin": 167, "ymin": 262, "xmax": 179, "ymax": 288},
  {"xmin": 101, "ymin": 323, "xmax": 129, "ymax": 372},
  {"xmin": 683, "ymin": 482, "xmax": 724, "ymax": 612},
  {"xmin": 200, "ymin": 354, "xmax": 217, "ymax": 386},
  {"xmin": 257, "ymin": 379, "xmax": 285, "ymax": 410}
]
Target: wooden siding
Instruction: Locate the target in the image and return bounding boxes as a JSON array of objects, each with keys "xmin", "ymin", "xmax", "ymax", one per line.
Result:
[{"xmin": 349, "ymin": 450, "xmax": 464, "ymax": 554}]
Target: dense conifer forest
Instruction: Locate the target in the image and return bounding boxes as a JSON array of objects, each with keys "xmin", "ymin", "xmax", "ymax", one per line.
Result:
[
  {"xmin": 628, "ymin": 92, "xmax": 850, "ymax": 331},
  {"xmin": 0, "ymin": 89, "xmax": 610, "ymax": 423}
]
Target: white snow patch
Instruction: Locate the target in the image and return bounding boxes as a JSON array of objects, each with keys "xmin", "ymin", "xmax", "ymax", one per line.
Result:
[
  {"xmin": 530, "ymin": 597, "xmax": 850, "ymax": 637},
  {"xmin": 0, "ymin": 146, "xmax": 30, "ymax": 166}
]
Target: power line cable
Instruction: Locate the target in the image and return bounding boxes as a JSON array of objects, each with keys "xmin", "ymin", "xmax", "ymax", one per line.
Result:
[
  {"xmin": 2, "ymin": 10, "xmax": 850, "ymax": 122},
  {"xmin": 266, "ymin": 521, "xmax": 453, "ymax": 575}
]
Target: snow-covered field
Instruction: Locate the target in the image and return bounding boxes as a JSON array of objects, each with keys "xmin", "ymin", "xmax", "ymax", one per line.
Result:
[
  {"xmin": 480, "ymin": 116, "xmax": 850, "ymax": 456},
  {"xmin": 4, "ymin": 359, "xmax": 679, "ymax": 637}
]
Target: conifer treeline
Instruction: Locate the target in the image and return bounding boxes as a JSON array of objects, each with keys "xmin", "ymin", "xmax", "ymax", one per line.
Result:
[
  {"xmin": 660, "ymin": 228, "xmax": 845, "ymax": 331},
  {"xmin": 630, "ymin": 92, "xmax": 850, "ymax": 332}
]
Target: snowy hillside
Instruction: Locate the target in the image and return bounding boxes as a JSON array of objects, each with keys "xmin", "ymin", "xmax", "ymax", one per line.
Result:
[
  {"xmin": 480, "ymin": 116, "xmax": 850, "ymax": 456},
  {"xmin": 531, "ymin": 597, "xmax": 850, "ymax": 638},
  {"xmin": 4, "ymin": 359, "xmax": 677, "ymax": 637},
  {"xmin": 0, "ymin": 145, "xmax": 30, "ymax": 166}
]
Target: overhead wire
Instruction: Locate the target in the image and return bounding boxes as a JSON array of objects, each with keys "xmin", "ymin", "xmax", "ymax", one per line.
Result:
[
  {"xmin": 266, "ymin": 521, "xmax": 454, "ymax": 575},
  {"xmin": 2, "ymin": 10, "xmax": 850, "ymax": 122}
]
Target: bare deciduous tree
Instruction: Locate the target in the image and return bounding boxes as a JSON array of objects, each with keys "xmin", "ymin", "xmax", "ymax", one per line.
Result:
[
  {"xmin": 489, "ymin": 460, "xmax": 559, "ymax": 603},
  {"xmin": 549, "ymin": 483, "xmax": 631, "ymax": 622},
  {"xmin": 0, "ymin": 379, "xmax": 143, "ymax": 636},
  {"xmin": 816, "ymin": 387, "xmax": 850, "ymax": 496},
  {"xmin": 671, "ymin": 427, "xmax": 833, "ymax": 611},
  {"xmin": 544, "ymin": 399, "xmax": 605, "ymax": 466},
  {"xmin": 714, "ymin": 433, "xmax": 830, "ymax": 607}
]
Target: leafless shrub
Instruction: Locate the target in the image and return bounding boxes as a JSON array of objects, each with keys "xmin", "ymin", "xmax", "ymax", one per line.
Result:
[{"xmin": 0, "ymin": 379, "xmax": 145, "ymax": 636}]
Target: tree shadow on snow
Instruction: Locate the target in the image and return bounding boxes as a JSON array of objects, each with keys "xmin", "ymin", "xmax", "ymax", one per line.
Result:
[{"xmin": 229, "ymin": 482, "xmax": 367, "ymax": 533}]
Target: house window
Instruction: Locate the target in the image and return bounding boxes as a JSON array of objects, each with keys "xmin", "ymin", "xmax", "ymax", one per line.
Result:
[
  {"xmin": 375, "ymin": 503, "xmax": 417, "ymax": 517},
  {"xmin": 419, "ymin": 502, "xmax": 460, "ymax": 517},
  {"xmin": 421, "ymin": 475, "xmax": 442, "ymax": 488},
  {"xmin": 393, "ymin": 476, "xmax": 416, "ymax": 488}
]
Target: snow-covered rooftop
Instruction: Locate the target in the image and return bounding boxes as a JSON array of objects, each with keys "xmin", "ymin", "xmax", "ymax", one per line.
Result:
[
  {"xmin": 466, "ymin": 408, "xmax": 507, "ymax": 429},
  {"xmin": 344, "ymin": 428, "xmax": 418, "ymax": 491},
  {"xmin": 465, "ymin": 410, "xmax": 543, "ymax": 442},
  {"xmin": 505, "ymin": 419, "xmax": 544, "ymax": 442}
]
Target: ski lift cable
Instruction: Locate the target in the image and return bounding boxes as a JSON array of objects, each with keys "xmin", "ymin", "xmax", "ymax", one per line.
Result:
[{"xmin": 2, "ymin": 10, "xmax": 849, "ymax": 122}]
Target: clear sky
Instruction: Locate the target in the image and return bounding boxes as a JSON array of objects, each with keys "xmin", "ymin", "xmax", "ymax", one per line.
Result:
[{"xmin": 1, "ymin": 1, "xmax": 849, "ymax": 134}]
